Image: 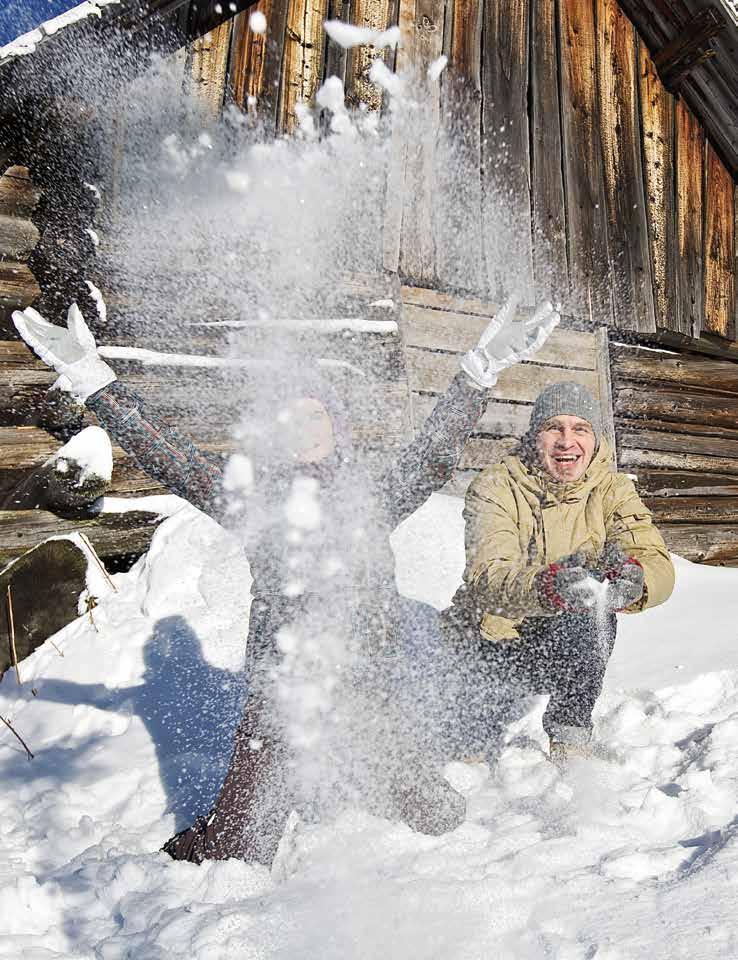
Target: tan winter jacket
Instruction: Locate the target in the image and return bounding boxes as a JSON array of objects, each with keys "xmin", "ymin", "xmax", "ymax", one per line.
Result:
[{"xmin": 451, "ymin": 439, "xmax": 675, "ymax": 643}]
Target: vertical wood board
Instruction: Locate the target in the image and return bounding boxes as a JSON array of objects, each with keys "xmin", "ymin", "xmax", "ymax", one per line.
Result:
[
  {"xmin": 557, "ymin": 0, "xmax": 612, "ymax": 323},
  {"xmin": 280, "ymin": 0, "xmax": 330, "ymax": 133},
  {"xmin": 596, "ymin": 0, "xmax": 654, "ymax": 333},
  {"xmin": 229, "ymin": 2, "xmax": 273, "ymax": 110},
  {"xmin": 480, "ymin": 0, "xmax": 533, "ymax": 299},
  {"xmin": 529, "ymin": 0, "xmax": 568, "ymax": 301},
  {"xmin": 675, "ymin": 98, "xmax": 705, "ymax": 339},
  {"xmin": 638, "ymin": 41, "xmax": 679, "ymax": 333},
  {"xmin": 187, "ymin": 22, "xmax": 234, "ymax": 116},
  {"xmin": 345, "ymin": 0, "xmax": 393, "ymax": 110},
  {"xmin": 703, "ymin": 143, "xmax": 736, "ymax": 339}
]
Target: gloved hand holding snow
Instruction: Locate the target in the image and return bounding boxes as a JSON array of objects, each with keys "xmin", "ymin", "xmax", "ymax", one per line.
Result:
[
  {"xmin": 599, "ymin": 541, "xmax": 645, "ymax": 611},
  {"xmin": 537, "ymin": 551, "xmax": 599, "ymax": 613},
  {"xmin": 12, "ymin": 302, "xmax": 116, "ymax": 402},
  {"xmin": 460, "ymin": 294, "xmax": 560, "ymax": 390}
]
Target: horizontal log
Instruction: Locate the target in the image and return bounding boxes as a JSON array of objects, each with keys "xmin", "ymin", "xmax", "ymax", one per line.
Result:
[
  {"xmin": 0, "ymin": 214, "xmax": 39, "ymax": 261},
  {"xmin": 401, "ymin": 285, "xmax": 499, "ymax": 317},
  {"xmin": 402, "ymin": 305, "xmax": 597, "ymax": 368},
  {"xmin": 413, "ymin": 394, "xmax": 533, "ymax": 438},
  {"xmin": 0, "ymin": 509, "xmax": 165, "ymax": 567},
  {"xmin": 632, "ymin": 469, "xmax": 738, "ymax": 498},
  {"xmin": 611, "ymin": 346, "xmax": 738, "ymax": 395},
  {"xmin": 0, "ymin": 166, "xmax": 41, "ymax": 217},
  {"xmin": 645, "ymin": 497, "xmax": 738, "ymax": 524},
  {"xmin": 614, "ymin": 385, "xmax": 738, "ymax": 430},
  {"xmin": 618, "ymin": 447, "xmax": 738, "ymax": 477},
  {"xmin": 407, "ymin": 346, "xmax": 599, "ymax": 401},
  {"xmin": 658, "ymin": 524, "xmax": 738, "ymax": 565},
  {"xmin": 0, "ymin": 261, "xmax": 40, "ymax": 309},
  {"xmin": 617, "ymin": 427, "xmax": 738, "ymax": 461},
  {"xmin": 615, "ymin": 416, "xmax": 738, "ymax": 445}
]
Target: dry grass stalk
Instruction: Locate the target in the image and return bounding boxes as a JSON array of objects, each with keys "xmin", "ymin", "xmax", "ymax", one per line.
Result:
[
  {"xmin": 79, "ymin": 534, "xmax": 118, "ymax": 593},
  {"xmin": 0, "ymin": 714, "xmax": 34, "ymax": 760},
  {"xmin": 47, "ymin": 637, "xmax": 65, "ymax": 657},
  {"xmin": 6, "ymin": 585, "xmax": 20, "ymax": 685}
]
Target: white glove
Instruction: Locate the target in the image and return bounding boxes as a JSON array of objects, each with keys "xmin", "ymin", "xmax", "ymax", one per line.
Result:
[
  {"xmin": 12, "ymin": 302, "xmax": 116, "ymax": 402},
  {"xmin": 460, "ymin": 294, "xmax": 560, "ymax": 389}
]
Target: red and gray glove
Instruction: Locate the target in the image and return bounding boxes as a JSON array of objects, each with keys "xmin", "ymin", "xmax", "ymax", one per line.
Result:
[
  {"xmin": 599, "ymin": 542, "xmax": 644, "ymax": 611},
  {"xmin": 537, "ymin": 552, "xmax": 598, "ymax": 613}
]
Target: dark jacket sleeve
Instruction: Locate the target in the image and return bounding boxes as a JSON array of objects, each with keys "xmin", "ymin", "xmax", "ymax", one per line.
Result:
[
  {"xmin": 87, "ymin": 381, "xmax": 226, "ymax": 520},
  {"xmin": 380, "ymin": 372, "xmax": 486, "ymax": 529}
]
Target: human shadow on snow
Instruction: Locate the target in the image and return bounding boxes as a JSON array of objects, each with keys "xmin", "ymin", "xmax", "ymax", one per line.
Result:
[{"xmin": 26, "ymin": 615, "xmax": 247, "ymax": 829}]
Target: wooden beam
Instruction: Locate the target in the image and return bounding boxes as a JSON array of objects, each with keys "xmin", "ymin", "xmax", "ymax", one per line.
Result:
[
  {"xmin": 0, "ymin": 262, "xmax": 40, "ymax": 311},
  {"xmin": 0, "ymin": 166, "xmax": 41, "ymax": 218},
  {"xmin": 703, "ymin": 142, "xmax": 736, "ymax": 339},
  {"xmin": 279, "ymin": 0, "xmax": 330, "ymax": 133},
  {"xmin": 675, "ymin": 97, "xmax": 705, "ymax": 337},
  {"xmin": 657, "ymin": 523, "xmax": 738, "ymax": 565},
  {"xmin": 597, "ymin": 0, "xmax": 655, "ymax": 333},
  {"xmin": 610, "ymin": 345, "xmax": 738, "ymax": 394},
  {"xmin": 187, "ymin": 21, "xmax": 234, "ymax": 116},
  {"xmin": 638, "ymin": 41, "xmax": 680, "ymax": 333},
  {"xmin": 481, "ymin": 0, "xmax": 533, "ymax": 299},
  {"xmin": 557, "ymin": 0, "xmax": 613, "ymax": 323},
  {"xmin": 614, "ymin": 383, "xmax": 738, "ymax": 431},
  {"xmin": 345, "ymin": 0, "xmax": 394, "ymax": 110},
  {"xmin": 530, "ymin": 0, "xmax": 568, "ymax": 300}
]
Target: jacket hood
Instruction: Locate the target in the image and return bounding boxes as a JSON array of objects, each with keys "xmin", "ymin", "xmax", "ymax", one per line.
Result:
[{"xmin": 503, "ymin": 439, "xmax": 616, "ymax": 509}]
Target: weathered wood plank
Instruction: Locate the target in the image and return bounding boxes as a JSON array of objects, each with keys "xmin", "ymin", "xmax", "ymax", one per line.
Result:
[
  {"xmin": 645, "ymin": 497, "xmax": 738, "ymax": 524},
  {"xmin": 638, "ymin": 41, "xmax": 679, "ymax": 333},
  {"xmin": 615, "ymin": 414, "xmax": 738, "ymax": 445},
  {"xmin": 633, "ymin": 469, "xmax": 738, "ymax": 498},
  {"xmin": 481, "ymin": 0, "xmax": 533, "ymax": 298},
  {"xmin": 406, "ymin": 345, "xmax": 599, "ymax": 399},
  {"xmin": 0, "ymin": 166, "xmax": 41, "ymax": 218},
  {"xmin": 675, "ymin": 97, "xmax": 705, "ymax": 338},
  {"xmin": 703, "ymin": 143, "xmax": 736, "ymax": 339},
  {"xmin": 558, "ymin": 0, "xmax": 612, "ymax": 323},
  {"xmin": 596, "ymin": 325, "xmax": 617, "ymax": 462},
  {"xmin": 614, "ymin": 384, "xmax": 738, "ymax": 430},
  {"xmin": 187, "ymin": 21, "xmax": 234, "ymax": 116},
  {"xmin": 657, "ymin": 524, "xmax": 738, "ymax": 565},
  {"xmin": 280, "ymin": 0, "xmax": 330, "ymax": 133},
  {"xmin": 596, "ymin": 0, "xmax": 654, "ymax": 333},
  {"xmin": 459, "ymin": 436, "xmax": 520, "ymax": 469},
  {"xmin": 618, "ymin": 446, "xmax": 738, "ymax": 478},
  {"xmin": 611, "ymin": 348, "xmax": 738, "ymax": 394},
  {"xmin": 401, "ymin": 285, "xmax": 498, "ymax": 317},
  {"xmin": 435, "ymin": 0, "xmax": 484, "ymax": 293},
  {"xmin": 229, "ymin": 2, "xmax": 272, "ymax": 110},
  {"xmin": 401, "ymin": 303, "xmax": 598, "ymax": 367},
  {"xmin": 530, "ymin": 0, "xmax": 567, "ymax": 300},
  {"xmin": 0, "ymin": 509, "xmax": 165, "ymax": 567},
  {"xmin": 413, "ymin": 393, "xmax": 533, "ymax": 437},
  {"xmin": 398, "ymin": 0, "xmax": 445, "ymax": 286},
  {"xmin": 617, "ymin": 426, "xmax": 738, "ymax": 461},
  {"xmin": 0, "ymin": 214, "xmax": 40, "ymax": 261},
  {"xmin": 345, "ymin": 0, "xmax": 393, "ymax": 110},
  {"xmin": 0, "ymin": 261, "xmax": 40, "ymax": 310}
]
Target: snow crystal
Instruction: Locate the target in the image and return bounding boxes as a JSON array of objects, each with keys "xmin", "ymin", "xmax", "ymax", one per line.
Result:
[
  {"xmin": 315, "ymin": 77, "xmax": 353, "ymax": 137},
  {"xmin": 84, "ymin": 181, "xmax": 102, "ymax": 200},
  {"xmin": 222, "ymin": 453, "xmax": 255, "ymax": 496},
  {"xmin": 249, "ymin": 10, "xmax": 268, "ymax": 34},
  {"xmin": 284, "ymin": 476, "xmax": 321, "ymax": 531},
  {"xmin": 427, "ymin": 55, "xmax": 448, "ymax": 83},
  {"xmin": 92, "ymin": 494, "xmax": 186, "ymax": 516},
  {"xmin": 84, "ymin": 279, "xmax": 107, "ymax": 323},
  {"xmin": 323, "ymin": 20, "xmax": 400, "ymax": 50},
  {"xmin": 48, "ymin": 425, "xmax": 113, "ymax": 484},
  {"xmin": 369, "ymin": 58, "xmax": 404, "ymax": 97},
  {"xmin": 85, "ymin": 227, "xmax": 100, "ymax": 247}
]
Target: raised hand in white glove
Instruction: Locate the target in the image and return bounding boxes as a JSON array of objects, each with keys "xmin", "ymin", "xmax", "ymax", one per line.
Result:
[
  {"xmin": 460, "ymin": 294, "xmax": 560, "ymax": 390},
  {"xmin": 12, "ymin": 301, "xmax": 116, "ymax": 402}
]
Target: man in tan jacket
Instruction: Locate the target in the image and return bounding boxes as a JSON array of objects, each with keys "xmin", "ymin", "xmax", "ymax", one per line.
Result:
[{"xmin": 445, "ymin": 381, "xmax": 675, "ymax": 763}]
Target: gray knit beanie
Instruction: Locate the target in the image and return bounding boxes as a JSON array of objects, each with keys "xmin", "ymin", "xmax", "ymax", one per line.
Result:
[{"xmin": 528, "ymin": 381, "xmax": 601, "ymax": 443}]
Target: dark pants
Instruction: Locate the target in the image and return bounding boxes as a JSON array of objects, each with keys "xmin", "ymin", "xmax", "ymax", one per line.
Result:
[{"xmin": 403, "ymin": 604, "xmax": 617, "ymax": 759}]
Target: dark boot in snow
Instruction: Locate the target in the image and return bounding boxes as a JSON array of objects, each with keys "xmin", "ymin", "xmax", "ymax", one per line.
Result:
[
  {"xmin": 389, "ymin": 767, "xmax": 466, "ymax": 836},
  {"xmin": 161, "ymin": 696, "xmax": 292, "ymax": 867}
]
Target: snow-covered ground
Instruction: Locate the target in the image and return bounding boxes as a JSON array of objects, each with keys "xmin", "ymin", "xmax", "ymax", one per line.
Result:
[{"xmin": 2, "ymin": 494, "xmax": 737, "ymax": 959}]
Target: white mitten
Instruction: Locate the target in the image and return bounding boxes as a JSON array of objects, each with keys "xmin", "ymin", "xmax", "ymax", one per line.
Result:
[
  {"xmin": 460, "ymin": 295, "xmax": 560, "ymax": 390},
  {"xmin": 13, "ymin": 302, "xmax": 116, "ymax": 402}
]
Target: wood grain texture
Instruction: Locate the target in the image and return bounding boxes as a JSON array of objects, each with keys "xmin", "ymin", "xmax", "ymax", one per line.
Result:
[
  {"xmin": 229, "ymin": 2, "xmax": 273, "ymax": 111},
  {"xmin": 280, "ymin": 0, "xmax": 330, "ymax": 132},
  {"xmin": 614, "ymin": 384, "xmax": 738, "ymax": 430},
  {"xmin": 675, "ymin": 97, "xmax": 705, "ymax": 338},
  {"xmin": 557, "ymin": 0, "xmax": 612, "ymax": 323},
  {"xmin": 0, "ymin": 261, "xmax": 40, "ymax": 310},
  {"xmin": 596, "ymin": 0, "xmax": 654, "ymax": 332},
  {"xmin": 412, "ymin": 393, "xmax": 534, "ymax": 437},
  {"xmin": 703, "ymin": 143, "xmax": 736, "ymax": 339},
  {"xmin": 405, "ymin": 345, "xmax": 598, "ymax": 399},
  {"xmin": 633, "ymin": 469, "xmax": 738, "ymax": 498},
  {"xmin": 481, "ymin": 0, "xmax": 533, "ymax": 299},
  {"xmin": 529, "ymin": 0, "xmax": 567, "ymax": 300},
  {"xmin": 645, "ymin": 497, "xmax": 738, "ymax": 524},
  {"xmin": 0, "ymin": 167, "xmax": 41, "ymax": 218},
  {"xmin": 0, "ymin": 214, "xmax": 40, "ymax": 261},
  {"xmin": 345, "ymin": 0, "xmax": 393, "ymax": 110},
  {"xmin": 187, "ymin": 21, "xmax": 234, "ymax": 116},
  {"xmin": 611, "ymin": 344, "xmax": 738, "ymax": 393},
  {"xmin": 638, "ymin": 42, "xmax": 679, "ymax": 332},
  {"xmin": 618, "ymin": 447, "xmax": 738, "ymax": 477},
  {"xmin": 656, "ymin": 524, "xmax": 738, "ymax": 564}
]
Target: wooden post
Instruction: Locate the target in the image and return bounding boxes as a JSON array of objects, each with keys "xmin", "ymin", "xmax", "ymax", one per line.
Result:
[
  {"xmin": 675, "ymin": 98, "xmax": 705, "ymax": 338},
  {"xmin": 703, "ymin": 143, "xmax": 736, "ymax": 339}
]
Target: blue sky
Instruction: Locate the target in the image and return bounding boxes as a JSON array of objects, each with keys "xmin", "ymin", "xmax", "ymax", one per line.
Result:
[{"xmin": 0, "ymin": 0, "xmax": 80, "ymax": 44}]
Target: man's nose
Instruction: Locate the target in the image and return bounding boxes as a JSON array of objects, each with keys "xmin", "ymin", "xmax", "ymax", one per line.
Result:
[{"xmin": 556, "ymin": 430, "xmax": 577, "ymax": 446}]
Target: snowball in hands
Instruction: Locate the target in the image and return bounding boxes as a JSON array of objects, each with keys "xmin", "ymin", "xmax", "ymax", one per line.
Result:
[
  {"xmin": 460, "ymin": 296, "xmax": 560, "ymax": 389},
  {"xmin": 13, "ymin": 303, "xmax": 116, "ymax": 402}
]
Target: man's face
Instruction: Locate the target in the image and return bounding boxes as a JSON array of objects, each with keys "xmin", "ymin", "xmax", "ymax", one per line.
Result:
[{"xmin": 535, "ymin": 415, "xmax": 597, "ymax": 482}]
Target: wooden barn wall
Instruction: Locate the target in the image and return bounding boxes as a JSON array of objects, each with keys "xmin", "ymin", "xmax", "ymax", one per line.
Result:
[{"xmin": 611, "ymin": 340, "xmax": 738, "ymax": 565}]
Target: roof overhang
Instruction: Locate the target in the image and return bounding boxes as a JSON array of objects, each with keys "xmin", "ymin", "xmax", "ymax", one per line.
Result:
[{"xmin": 618, "ymin": 0, "xmax": 738, "ymax": 178}]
